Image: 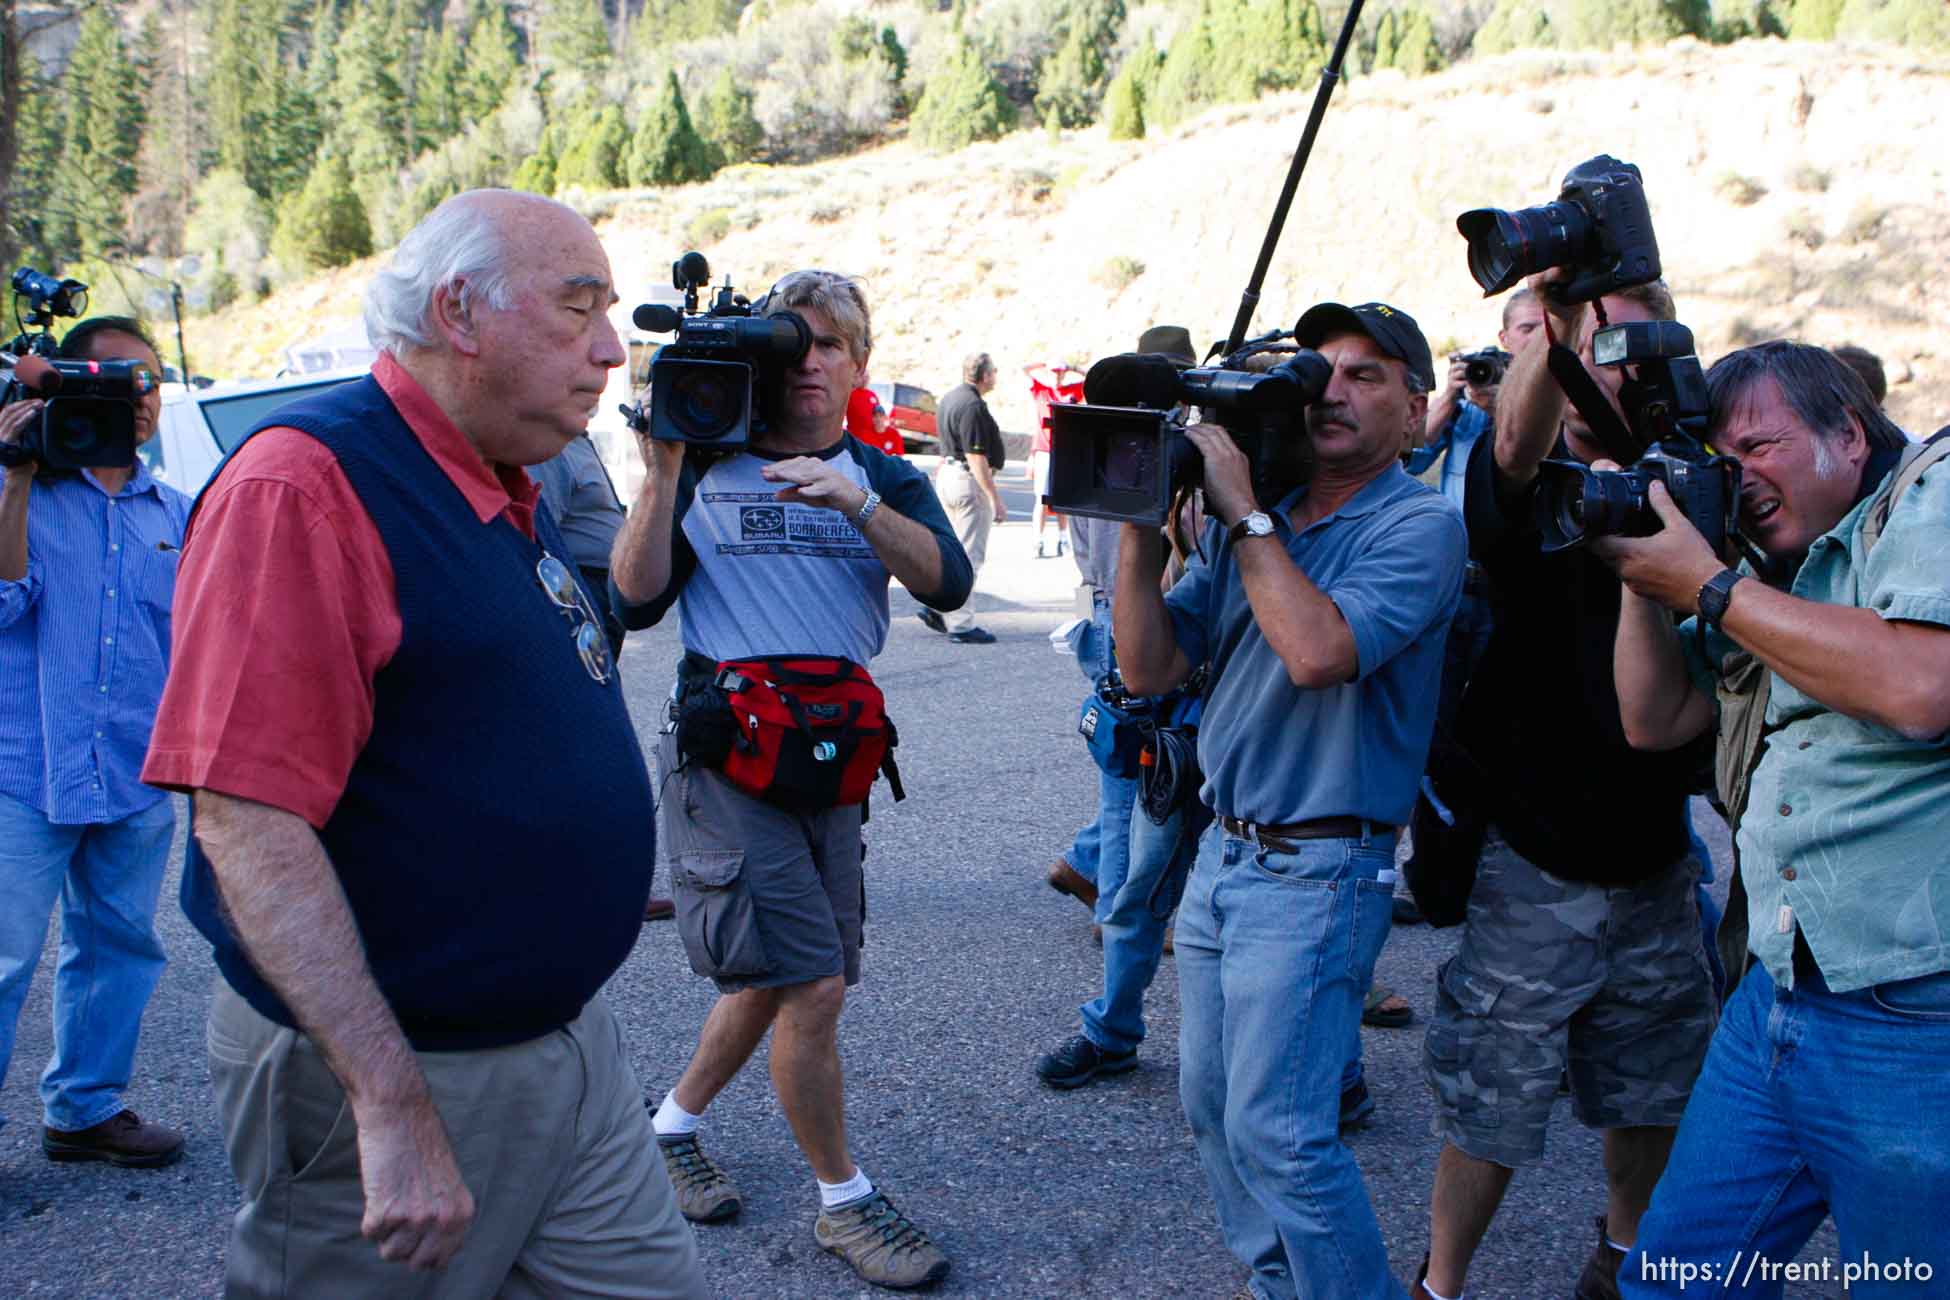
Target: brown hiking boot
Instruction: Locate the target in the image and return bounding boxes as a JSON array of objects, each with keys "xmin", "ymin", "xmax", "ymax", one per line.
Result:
[
  {"xmin": 1572, "ymin": 1215, "xmax": 1626, "ymax": 1300},
  {"xmin": 814, "ymin": 1188, "xmax": 949, "ymax": 1289},
  {"xmin": 1046, "ymin": 859, "xmax": 1098, "ymax": 911},
  {"xmin": 42, "ymin": 1109, "xmax": 184, "ymax": 1168},
  {"xmin": 656, "ymin": 1132, "xmax": 742, "ymax": 1223}
]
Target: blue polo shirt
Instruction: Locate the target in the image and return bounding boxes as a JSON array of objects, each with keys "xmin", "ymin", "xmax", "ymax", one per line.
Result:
[{"xmin": 1165, "ymin": 464, "xmax": 1465, "ymax": 826}]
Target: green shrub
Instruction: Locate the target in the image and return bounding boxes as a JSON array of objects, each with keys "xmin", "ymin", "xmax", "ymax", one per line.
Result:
[
  {"xmin": 1842, "ymin": 201, "xmax": 1888, "ymax": 243},
  {"xmin": 1715, "ymin": 171, "xmax": 1768, "ymax": 206},
  {"xmin": 697, "ymin": 69, "xmax": 765, "ymax": 166},
  {"xmin": 685, "ymin": 207, "xmax": 734, "ymax": 246},
  {"xmin": 1562, "ymin": 0, "xmax": 1706, "ymax": 47},
  {"xmin": 1787, "ymin": 163, "xmax": 1832, "ymax": 193},
  {"xmin": 1787, "ymin": 0, "xmax": 1846, "ymax": 38},
  {"xmin": 1104, "ymin": 54, "xmax": 1148, "ymax": 138},
  {"xmin": 911, "ymin": 36, "xmax": 1017, "ymax": 151},
  {"xmin": 627, "ymin": 73, "xmax": 719, "ymax": 187},
  {"xmin": 1836, "ymin": 0, "xmax": 1950, "ymax": 45},
  {"xmin": 1473, "ymin": 0, "xmax": 1556, "ymax": 54},
  {"xmin": 1783, "ymin": 208, "xmax": 1825, "ymax": 250},
  {"xmin": 271, "ymin": 154, "xmax": 372, "ymax": 272},
  {"xmin": 1093, "ymin": 254, "xmax": 1145, "ymax": 292}
]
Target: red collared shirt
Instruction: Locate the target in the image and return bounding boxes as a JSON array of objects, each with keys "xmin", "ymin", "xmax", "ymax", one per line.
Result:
[{"xmin": 142, "ymin": 354, "xmax": 542, "ymax": 828}]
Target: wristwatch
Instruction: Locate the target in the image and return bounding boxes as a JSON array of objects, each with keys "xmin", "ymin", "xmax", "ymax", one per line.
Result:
[
  {"xmin": 1228, "ymin": 510, "xmax": 1276, "ymax": 544},
  {"xmin": 853, "ymin": 489, "xmax": 882, "ymax": 529},
  {"xmin": 1697, "ymin": 568, "xmax": 1746, "ymax": 630}
]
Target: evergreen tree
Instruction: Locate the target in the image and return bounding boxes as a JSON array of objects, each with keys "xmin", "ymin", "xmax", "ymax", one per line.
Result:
[
  {"xmin": 540, "ymin": 0, "xmax": 612, "ymax": 73},
  {"xmin": 1037, "ymin": 0, "xmax": 1123, "ymax": 129},
  {"xmin": 554, "ymin": 103, "xmax": 628, "ymax": 190},
  {"xmin": 627, "ymin": 71, "xmax": 718, "ymax": 186},
  {"xmin": 1151, "ymin": 1, "xmax": 1221, "ymax": 129},
  {"xmin": 271, "ymin": 152, "xmax": 373, "ymax": 271},
  {"xmin": 9, "ymin": 74, "xmax": 67, "ymax": 267},
  {"xmin": 1564, "ymin": 0, "xmax": 1706, "ymax": 45},
  {"xmin": 419, "ymin": 22, "xmax": 466, "ymax": 142},
  {"xmin": 1787, "ymin": 0, "xmax": 1846, "ymax": 37},
  {"xmin": 910, "ymin": 35, "xmax": 1016, "ymax": 151},
  {"xmin": 1837, "ymin": 0, "xmax": 1950, "ymax": 45},
  {"xmin": 1473, "ymin": 0, "xmax": 1555, "ymax": 52},
  {"xmin": 261, "ymin": 55, "xmax": 323, "ymax": 203},
  {"xmin": 1252, "ymin": 0, "xmax": 1327, "ymax": 92},
  {"xmin": 1103, "ymin": 41, "xmax": 1151, "ymax": 140},
  {"xmin": 331, "ymin": 0, "xmax": 408, "ymax": 196},
  {"xmin": 513, "ymin": 123, "xmax": 562, "ymax": 194},
  {"xmin": 306, "ymin": 0, "xmax": 341, "ymax": 101},
  {"xmin": 696, "ymin": 67, "xmax": 764, "ymax": 165},
  {"xmin": 133, "ymin": 3, "xmax": 202, "ymax": 256},
  {"xmin": 461, "ymin": 3, "xmax": 521, "ymax": 122},
  {"xmin": 55, "ymin": 4, "xmax": 145, "ymax": 255}
]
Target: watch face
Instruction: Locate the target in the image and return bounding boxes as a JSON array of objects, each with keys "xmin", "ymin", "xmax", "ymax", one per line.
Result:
[{"xmin": 1247, "ymin": 512, "xmax": 1273, "ymax": 536}]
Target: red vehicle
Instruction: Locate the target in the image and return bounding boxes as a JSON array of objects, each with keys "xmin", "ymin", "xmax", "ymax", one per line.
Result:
[{"xmin": 869, "ymin": 382, "xmax": 939, "ymax": 455}]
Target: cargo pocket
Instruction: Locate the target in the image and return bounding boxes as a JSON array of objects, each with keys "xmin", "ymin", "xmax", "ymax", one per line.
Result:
[
  {"xmin": 673, "ymin": 850, "xmax": 772, "ymax": 980},
  {"xmin": 1424, "ymin": 956, "xmax": 1505, "ymax": 1134}
]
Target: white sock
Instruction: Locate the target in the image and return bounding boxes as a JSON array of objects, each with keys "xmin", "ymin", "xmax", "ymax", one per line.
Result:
[
  {"xmin": 1420, "ymin": 1281, "xmax": 1463, "ymax": 1300},
  {"xmin": 1608, "ymin": 1236, "xmax": 1631, "ymax": 1253},
  {"xmin": 651, "ymin": 1092, "xmax": 701, "ymax": 1136},
  {"xmin": 817, "ymin": 1167, "xmax": 874, "ymax": 1208}
]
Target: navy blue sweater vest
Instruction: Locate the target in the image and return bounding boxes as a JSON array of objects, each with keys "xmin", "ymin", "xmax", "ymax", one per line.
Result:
[{"xmin": 181, "ymin": 376, "xmax": 655, "ymax": 1050}]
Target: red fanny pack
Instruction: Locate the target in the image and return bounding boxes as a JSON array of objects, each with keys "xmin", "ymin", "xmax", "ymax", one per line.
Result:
[{"xmin": 706, "ymin": 657, "xmax": 904, "ymax": 812}]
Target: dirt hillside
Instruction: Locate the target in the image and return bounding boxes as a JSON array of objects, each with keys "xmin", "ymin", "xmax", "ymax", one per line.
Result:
[{"xmin": 187, "ymin": 37, "xmax": 1950, "ymax": 438}]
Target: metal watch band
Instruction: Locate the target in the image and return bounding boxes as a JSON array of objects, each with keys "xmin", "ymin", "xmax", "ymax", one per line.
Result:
[{"xmin": 853, "ymin": 489, "xmax": 882, "ymax": 528}]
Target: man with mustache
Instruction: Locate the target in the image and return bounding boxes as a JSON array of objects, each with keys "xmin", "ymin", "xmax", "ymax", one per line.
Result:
[
  {"xmin": 1114, "ymin": 301, "xmax": 1464, "ymax": 1299},
  {"xmin": 1595, "ymin": 341, "xmax": 1949, "ymax": 1295},
  {"xmin": 1415, "ymin": 273, "xmax": 1718, "ymax": 1300},
  {"xmin": 612, "ymin": 269, "xmax": 971, "ymax": 1290}
]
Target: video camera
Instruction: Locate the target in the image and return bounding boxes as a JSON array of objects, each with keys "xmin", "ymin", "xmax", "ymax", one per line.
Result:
[
  {"xmin": 620, "ymin": 252, "xmax": 811, "ymax": 450},
  {"xmin": 1454, "ymin": 346, "xmax": 1511, "ymax": 389},
  {"xmin": 1457, "ymin": 155, "xmax": 1661, "ymax": 306},
  {"xmin": 1, "ymin": 267, "xmax": 149, "ymax": 471},
  {"xmin": 1046, "ymin": 341, "xmax": 1332, "ymax": 527}
]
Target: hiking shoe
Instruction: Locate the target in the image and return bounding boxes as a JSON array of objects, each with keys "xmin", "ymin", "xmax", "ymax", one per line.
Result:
[
  {"xmin": 947, "ymin": 627, "xmax": 996, "ymax": 644},
  {"xmin": 916, "ymin": 608, "xmax": 946, "ymax": 634},
  {"xmin": 42, "ymin": 1109, "xmax": 184, "ymax": 1168},
  {"xmin": 814, "ymin": 1189, "xmax": 949, "ymax": 1289},
  {"xmin": 656, "ymin": 1132, "xmax": 742, "ymax": 1223},
  {"xmin": 1572, "ymin": 1214, "xmax": 1625, "ymax": 1300},
  {"xmin": 1037, "ymin": 1033, "xmax": 1138, "ymax": 1089},
  {"xmin": 1338, "ymin": 1079, "xmax": 1375, "ymax": 1134}
]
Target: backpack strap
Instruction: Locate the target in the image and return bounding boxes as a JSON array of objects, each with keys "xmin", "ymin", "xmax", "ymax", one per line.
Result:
[{"xmin": 1862, "ymin": 426, "xmax": 1950, "ymax": 553}]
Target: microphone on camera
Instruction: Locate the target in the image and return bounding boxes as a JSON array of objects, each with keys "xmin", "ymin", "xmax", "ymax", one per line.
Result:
[
  {"xmin": 1084, "ymin": 352, "xmax": 1187, "ymax": 408},
  {"xmin": 633, "ymin": 303, "xmax": 684, "ymax": 333}
]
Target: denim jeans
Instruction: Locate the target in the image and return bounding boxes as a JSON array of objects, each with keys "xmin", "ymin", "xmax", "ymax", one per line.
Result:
[
  {"xmin": 1065, "ymin": 592, "xmax": 1134, "ymax": 921},
  {"xmin": 0, "ymin": 790, "xmax": 174, "ymax": 1131},
  {"xmin": 1621, "ymin": 961, "xmax": 1950, "ymax": 1299},
  {"xmin": 1176, "ymin": 823, "xmax": 1405, "ymax": 1300},
  {"xmin": 1080, "ymin": 795, "xmax": 1209, "ymax": 1054}
]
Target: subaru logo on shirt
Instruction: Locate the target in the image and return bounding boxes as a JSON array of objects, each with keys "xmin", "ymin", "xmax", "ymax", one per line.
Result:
[{"xmin": 741, "ymin": 506, "xmax": 786, "ymax": 538}]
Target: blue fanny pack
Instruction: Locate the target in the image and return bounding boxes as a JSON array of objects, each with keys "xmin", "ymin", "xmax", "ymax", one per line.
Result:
[{"xmin": 1077, "ymin": 674, "xmax": 1205, "ymax": 778}]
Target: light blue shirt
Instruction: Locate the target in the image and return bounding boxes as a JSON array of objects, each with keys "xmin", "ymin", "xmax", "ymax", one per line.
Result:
[
  {"xmin": 1682, "ymin": 457, "xmax": 1950, "ymax": 993},
  {"xmin": 1403, "ymin": 400, "xmax": 1490, "ymax": 513},
  {"xmin": 0, "ymin": 464, "xmax": 190, "ymax": 824},
  {"xmin": 1165, "ymin": 464, "xmax": 1466, "ymax": 826}
]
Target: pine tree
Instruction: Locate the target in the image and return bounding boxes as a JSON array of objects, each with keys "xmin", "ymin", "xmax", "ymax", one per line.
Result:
[
  {"xmin": 461, "ymin": 3, "xmax": 521, "ymax": 122},
  {"xmin": 1104, "ymin": 44, "xmax": 1149, "ymax": 140},
  {"xmin": 512, "ymin": 124, "xmax": 562, "ymax": 194},
  {"xmin": 554, "ymin": 102, "xmax": 628, "ymax": 190},
  {"xmin": 1039, "ymin": 0, "xmax": 1127, "ymax": 130},
  {"xmin": 331, "ymin": 0, "xmax": 408, "ymax": 191},
  {"xmin": 696, "ymin": 67, "xmax": 763, "ymax": 166},
  {"xmin": 1151, "ymin": 1, "xmax": 1220, "ymax": 129},
  {"xmin": 419, "ymin": 22, "xmax": 465, "ymax": 142},
  {"xmin": 132, "ymin": 3, "xmax": 202, "ymax": 256},
  {"xmin": 272, "ymin": 152, "xmax": 373, "ymax": 271},
  {"xmin": 55, "ymin": 4, "xmax": 145, "ymax": 256},
  {"xmin": 306, "ymin": 0, "xmax": 341, "ymax": 101},
  {"xmin": 627, "ymin": 72, "xmax": 718, "ymax": 186},
  {"xmin": 910, "ymin": 36, "xmax": 1016, "ymax": 151},
  {"xmin": 540, "ymin": 0, "xmax": 612, "ymax": 73},
  {"xmin": 9, "ymin": 73, "xmax": 67, "ymax": 267}
]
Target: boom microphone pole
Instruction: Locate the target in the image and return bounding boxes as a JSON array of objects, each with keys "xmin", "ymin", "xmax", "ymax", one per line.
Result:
[{"xmin": 1220, "ymin": 0, "xmax": 1368, "ymax": 357}]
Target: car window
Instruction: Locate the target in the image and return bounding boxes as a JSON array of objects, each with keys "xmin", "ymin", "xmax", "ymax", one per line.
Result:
[{"xmin": 196, "ymin": 377, "xmax": 361, "ymax": 451}]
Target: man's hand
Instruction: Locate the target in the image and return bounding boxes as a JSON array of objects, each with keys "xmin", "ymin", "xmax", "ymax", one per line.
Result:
[
  {"xmin": 1590, "ymin": 477, "xmax": 1723, "ymax": 613},
  {"xmin": 761, "ymin": 455, "xmax": 867, "ymax": 515},
  {"xmin": 989, "ymin": 491, "xmax": 1008, "ymax": 524},
  {"xmin": 1442, "ymin": 357, "xmax": 1469, "ymax": 397},
  {"xmin": 1, "ymin": 398, "xmax": 44, "ymax": 480},
  {"xmin": 1525, "ymin": 266, "xmax": 1587, "ymax": 341},
  {"xmin": 1465, "ymin": 379, "xmax": 1500, "ymax": 422},
  {"xmin": 355, "ymin": 1094, "xmax": 476, "ymax": 1270},
  {"xmin": 630, "ymin": 399, "xmax": 687, "ymax": 481},
  {"xmin": 1186, "ymin": 422, "xmax": 1253, "ymax": 525}
]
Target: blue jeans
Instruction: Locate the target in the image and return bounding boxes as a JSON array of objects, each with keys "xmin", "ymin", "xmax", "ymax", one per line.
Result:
[
  {"xmin": 1176, "ymin": 823, "xmax": 1404, "ymax": 1300},
  {"xmin": 1621, "ymin": 961, "xmax": 1950, "ymax": 1299},
  {"xmin": 0, "ymin": 791, "xmax": 174, "ymax": 1132},
  {"xmin": 1081, "ymin": 795, "xmax": 1209, "ymax": 1054},
  {"xmin": 1066, "ymin": 592, "xmax": 1134, "ymax": 921}
]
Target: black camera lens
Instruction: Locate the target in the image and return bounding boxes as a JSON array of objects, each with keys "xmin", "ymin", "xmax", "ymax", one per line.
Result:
[
  {"xmin": 664, "ymin": 365, "xmax": 746, "ymax": 441},
  {"xmin": 1535, "ymin": 459, "xmax": 1647, "ymax": 552},
  {"xmin": 1456, "ymin": 200, "xmax": 1594, "ymax": 297}
]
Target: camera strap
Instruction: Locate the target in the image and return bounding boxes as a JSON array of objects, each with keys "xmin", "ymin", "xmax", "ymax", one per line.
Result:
[{"xmin": 1545, "ymin": 342, "xmax": 1644, "ymax": 465}]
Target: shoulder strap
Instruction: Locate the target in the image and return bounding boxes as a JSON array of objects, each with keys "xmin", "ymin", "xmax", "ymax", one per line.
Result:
[{"xmin": 1863, "ymin": 427, "xmax": 1950, "ymax": 554}]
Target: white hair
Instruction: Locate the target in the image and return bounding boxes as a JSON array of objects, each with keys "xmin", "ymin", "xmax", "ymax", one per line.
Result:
[{"xmin": 363, "ymin": 191, "xmax": 524, "ymax": 354}]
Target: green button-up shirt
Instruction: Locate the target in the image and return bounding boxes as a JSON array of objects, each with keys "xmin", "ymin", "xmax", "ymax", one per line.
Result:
[{"xmin": 1685, "ymin": 458, "xmax": 1950, "ymax": 993}]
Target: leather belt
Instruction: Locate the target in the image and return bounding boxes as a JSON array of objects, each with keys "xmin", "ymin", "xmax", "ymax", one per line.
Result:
[{"xmin": 1219, "ymin": 814, "xmax": 1389, "ymax": 847}]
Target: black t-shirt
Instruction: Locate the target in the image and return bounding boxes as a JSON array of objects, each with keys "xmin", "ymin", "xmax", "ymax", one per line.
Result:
[
  {"xmin": 936, "ymin": 383, "xmax": 1005, "ymax": 469},
  {"xmin": 1451, "ymin": 433, "xmax": 1703, "ymax": 886}
]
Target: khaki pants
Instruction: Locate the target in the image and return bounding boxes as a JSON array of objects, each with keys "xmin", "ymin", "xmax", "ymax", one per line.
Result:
[
  {"xmin": 932, "ymin": 461, "xmax": 990, "ymax": 634},
  {"xmin": 207, "ymin": 982, "xmax": 705, "ymax": 1299}
]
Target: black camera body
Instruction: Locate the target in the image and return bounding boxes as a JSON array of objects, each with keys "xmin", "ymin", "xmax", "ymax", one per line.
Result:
[
  {"xmin": 1533, "ymin": 320, "xmax": 1740, "ymax": 558},
  {"xmin": 2, "ymin": 267, "xmax": 146, "ymax": 471},
  {"xmin": 1457, "ymin": 155, "xmax": 1661, "ymax": 305},
  {"xmin": 621, "ymin": 252, "xmax": 811, "ymax": 449},
  {"xmin": 1047, "ymin": 346, "xmax": 1332, "ymax": 526},
  {"xmin": 1455, "ymin": 346, "xmax": 1511, "ymax": 389}
]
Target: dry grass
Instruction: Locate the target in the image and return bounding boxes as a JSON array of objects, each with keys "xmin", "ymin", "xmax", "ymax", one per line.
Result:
[
  {"xmin": 1783, "ymin": 208, "xmax": 1827, "ymax": 251},
  {"xmin": 1787, "ymin": 163, "xmax": 1833, "ymax": 194},
  {"xmin": 1715, "ymin": 172, "xmax": 1769, "ymax": 207}
]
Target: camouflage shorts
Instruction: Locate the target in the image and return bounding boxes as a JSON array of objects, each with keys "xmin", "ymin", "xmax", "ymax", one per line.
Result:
[{"xmin": 1422, "ymin": 842, "xmax": 1718, "ymax": 1168}]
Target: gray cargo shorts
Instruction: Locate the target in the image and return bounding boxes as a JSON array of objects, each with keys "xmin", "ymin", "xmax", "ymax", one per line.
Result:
[
  {"xmin": 1422, "ymin": 840, "xmax": 1717, "ymax": 1168},
  {"xmin": 657, "ymin": 730, "xmax": 864, "ymax": 993}
]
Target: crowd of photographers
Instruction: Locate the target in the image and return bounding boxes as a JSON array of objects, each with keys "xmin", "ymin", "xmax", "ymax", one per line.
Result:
[{"xmin": 3, "ymin": 151, "xmax": 1947, "ymax": 1299}]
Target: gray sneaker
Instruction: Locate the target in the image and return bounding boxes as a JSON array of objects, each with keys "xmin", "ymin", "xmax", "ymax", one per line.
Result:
[
  {"xmin": 656, "ymin": 1132, "xmax": 741, "ymax": 1223},
  {"xmin": 814, "ymin": 1189, "xmax": 949, "ymax": 1289}
]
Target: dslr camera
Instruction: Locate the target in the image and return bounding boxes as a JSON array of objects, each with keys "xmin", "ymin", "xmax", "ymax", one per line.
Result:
[
  {"xmin": 1046, "ymin": 340, "xmax": 1331, "ymax": 527},
  {"xmin": 1453, "ymin": 346, "xmax": 1511, "ymax": 389},
  {"xmin": 1, "ymin": 267, "xmax": 151, "ymax": 471},
  {"xmin": 1532, "ymin": 321, "xmax": 1740, "ymax": 558},
  {"xmin": 621, "ymin": 252, "xmax": 811, "ymax": 449},
  {"xmin": 1457, "ymin": 155, "xmax": 1661, "ymax": 306}
]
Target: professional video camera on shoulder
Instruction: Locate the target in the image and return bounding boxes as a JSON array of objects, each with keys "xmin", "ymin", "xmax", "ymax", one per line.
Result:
[
  {"xmin": 1, "ymin": 267, "xmax": 152, "ymax": 471},
  {"xmin": 1455, "ymin": 158, "xmax": 1745, "ymax": 563},
  {"xmin": 620, "ymin": 251, "xmax": 811, "ymax": 450},
  {"xmin": 1045, "ymin": 337, "xmax": 1331, "ymax": 527}
]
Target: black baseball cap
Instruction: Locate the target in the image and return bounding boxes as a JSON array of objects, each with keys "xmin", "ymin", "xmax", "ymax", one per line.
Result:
[{"xmin": 1293, "ymin": 301, "xmax": 1435, "ymax": 393}]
